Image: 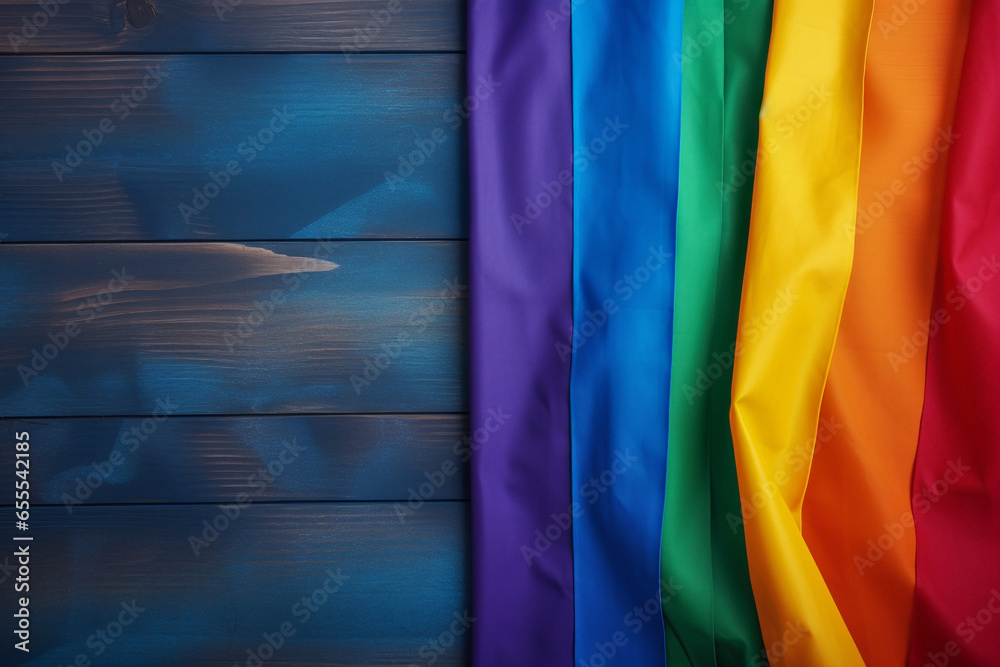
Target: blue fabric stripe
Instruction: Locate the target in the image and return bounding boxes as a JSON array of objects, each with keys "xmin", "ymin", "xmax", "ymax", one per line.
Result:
[{"xmin": 571, "ymin": 1, "xmax": 682, "ymax": 664}]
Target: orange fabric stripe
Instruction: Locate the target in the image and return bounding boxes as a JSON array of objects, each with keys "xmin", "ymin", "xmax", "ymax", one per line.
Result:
[{"xmin": 802, "ymin": 3, "xmax": 970, "ymax": 666}]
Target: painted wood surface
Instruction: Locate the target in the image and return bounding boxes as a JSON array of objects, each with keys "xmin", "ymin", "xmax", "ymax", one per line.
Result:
[
  {"xmin": 1, "ymin": 5, "xmax": 472, "ymax": 663},
  {"xmin": 0, "ymin": 241, "xmax": 468, "ymax": 417},
  {"xmin": 0, "ymin": 414, "xmax": 468, "ymax": 508},
  {"xmin": 0, "ymin": 0, "xmax": 464, "ymax": 54},
  {"xmin": 0, "ymin": 503, "xmax": 470, "ymax": 666},
  {"xmin": 0, "ymin": 55, "xmax": 468, "ymax": 241}
]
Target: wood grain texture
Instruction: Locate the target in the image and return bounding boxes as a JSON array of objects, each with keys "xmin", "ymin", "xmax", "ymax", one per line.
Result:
[
  {"xmin": 0, "ymin": 242, "xmax": 467, "ymax": 416},
  {"xmin": 0, "ymin": 9, "xmax": 473, "ymax": 664},
  {"xmin": 0, "ymin": 414, "xmax": 468, "ymax": 507},
  {"xmin": 0, "ymin": 503, "xmax": 470, "ymax": 666},
  {"xmin": 0, "ymin": 0, "xmax": 464, "ymax": 53},
  {"xmin": 0, "ymin": 55, "xmax": 468, "ymax": 241}
]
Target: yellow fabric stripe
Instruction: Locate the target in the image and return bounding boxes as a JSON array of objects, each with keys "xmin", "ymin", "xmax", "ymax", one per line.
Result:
[{"xmin": 729, "ymin": 0, "xmax": 874, "ymax": 663}]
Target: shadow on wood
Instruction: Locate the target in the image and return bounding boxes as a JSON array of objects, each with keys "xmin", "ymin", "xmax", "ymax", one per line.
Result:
[
  {"xmin": 0, "ymin": 503, "xmax": 470, "ymax": 666},
  {"xmin": 0, "ymin": 242, "xmax": 468, "ymax": 416},
  {"xmin": 0, "ymin": 55, "xmax": 468, "ymax": 241}
]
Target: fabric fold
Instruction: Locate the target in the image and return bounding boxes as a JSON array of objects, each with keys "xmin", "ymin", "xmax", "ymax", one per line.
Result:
[
  {"xmin": 468, "ymin": 3, "xmax": 574, "ymax": 665},
  {"xmin": 570, "ymin": 0, "xmax": 682, "ymax": 664},
  {"xmin": 661, "ymin": 0, "xmax": 772, "ymax": 664},
  {"xmin": 909, "ymin": 1, "xmax": 1000, "ymax": 663},
  {"xmin": 728, "ymin": 0, "xmax": 874, "ymax": 663},
  {"xmin": 803, "ymin": 3, "xmax": 970, "ymax": 665}
]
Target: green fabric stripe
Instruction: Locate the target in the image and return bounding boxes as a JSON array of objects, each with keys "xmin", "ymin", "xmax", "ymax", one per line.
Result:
[
  {"xmin": 662, "ymin": 0, "xmax": 772, "ymax": 664},
  {"xmin": 662, "ymin": 0, "xmax": 724, "ymax": 663},
  {"xmin": 712, "ymin": 0, "xmax": 773, "ymax": 662}
]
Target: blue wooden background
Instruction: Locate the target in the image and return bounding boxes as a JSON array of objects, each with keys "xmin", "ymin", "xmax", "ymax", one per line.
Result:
[{"xmin": 0, "ymin": 2, "xmax": 470, "ymax": 664}]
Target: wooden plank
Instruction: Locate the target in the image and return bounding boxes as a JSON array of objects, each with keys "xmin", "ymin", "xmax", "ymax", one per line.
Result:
[
  {"xmin": 0, "ymin": 0, "xmax": 464, "ymax": 54},
  {"xmin": 0, "ymin": 414, "xmax": 468, "ymax": 508},
  {"xmin": 0, "ymin": 241, "xmax": 467, "ymax": 416},
  {"xmin": 0, "ymin": 503, "xmax": 470, "ymax": 666},
  {"xmin": 0, "ymin": 55, "xmax": 468, "ymax": 241}
]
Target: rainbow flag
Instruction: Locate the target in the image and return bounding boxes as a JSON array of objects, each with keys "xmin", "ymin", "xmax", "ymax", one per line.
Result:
[{"xmin": 468, "ymin": 1, "xmax": 996, "ymax": 665}]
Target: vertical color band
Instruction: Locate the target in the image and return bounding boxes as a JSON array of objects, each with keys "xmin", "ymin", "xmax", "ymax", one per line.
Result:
[
  {"xmin": 468, "ymin": 3, "xmax": 575, "ymax": 664},
  {"xmin": 909, "ymin": 1, "xmax": 1000, "ymax": 663},
  {"xmin": 661, "ymin": 0, "xmax": 772, "ymax": 663},
  {"xmin": 804, "ymin": 2, "xmax": 970, "ymax": 665},
  {"xmin": 729, "ymin": 0, "xmax": 873, "ymax": 662},
  {"xmin": 571, "ymin": 0, "xmax": 682, "ymax": 663}
]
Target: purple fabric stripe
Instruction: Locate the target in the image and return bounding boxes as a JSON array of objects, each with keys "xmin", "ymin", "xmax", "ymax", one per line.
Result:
[{"xmin": 469, "ymin": 2, "xmax": 574, "ymax": 665}]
